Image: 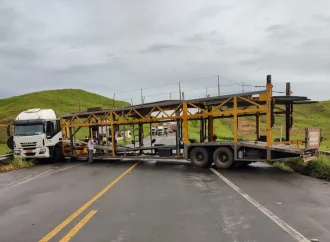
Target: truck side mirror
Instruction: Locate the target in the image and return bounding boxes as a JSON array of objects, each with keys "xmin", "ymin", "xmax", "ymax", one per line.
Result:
[
  {"xmin": 7, "ymin": 125, "xmax": 11, "ymax": 136},
  {"xmin": 152, "ymin": 139, "xmax": 156, "ymax": 144},
  {"xmin": 7, "ymin": 136, "xmax": 14, "ymax": 150}
]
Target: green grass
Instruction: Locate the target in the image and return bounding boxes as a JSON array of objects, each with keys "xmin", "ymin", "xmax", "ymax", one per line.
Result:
[
  {"xmin": 273, "ymin": 162, "xmax": 294, "ymax": 172},
  {"xmin": 0, "ymin": 124, "xmax": 9, "ymax": 146},
  {"xmin": 274, "ymin": 156, "xmax": 330, "ymax": 180},
  {"xmin": 273, "ymin": 157, "xmax": 305, "ymax": 173},
  {"xmin": 293, "ymin": 101, "xmax": 330, "ymax": 150},
  {"xmin": 0, "ymin": 144, "xmax": 11, "ymax": 154},
  {"xmin": 188, "ymin": 119, "xmax": 235, "ymax": 142},
  {"xmin": 0, "ymin": 157, "xmax": 35, "ymax": 173},
  {"xmin": 188, "ymin": 101, "xmax": 330, "ymax": 150},
  {"xmin": 305, "ymin": 156, "xmax": 330, "ymax": 180}
]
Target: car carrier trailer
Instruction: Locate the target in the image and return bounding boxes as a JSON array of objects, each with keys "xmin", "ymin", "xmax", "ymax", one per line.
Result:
[{"xmin": 59, "ymin": 75, "xmax": 321, "ymax": 169}]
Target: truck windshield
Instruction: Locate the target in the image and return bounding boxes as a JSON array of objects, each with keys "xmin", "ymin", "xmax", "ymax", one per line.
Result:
[{"xmin": 14, "ymin": 124, "xmax": 44, "ymax": 136}]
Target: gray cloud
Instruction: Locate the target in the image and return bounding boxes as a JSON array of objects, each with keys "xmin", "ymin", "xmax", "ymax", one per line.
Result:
[
  {"xmin": 265, "ymin": 24, "xmax": 287, "ymax": 32},
  {"xmin": 196, "ymin": 4, "xmax": 232, "ymax": 19},
  {"xmin": 0, "ymin": 45, "xmax": 37, "ymax": 59},
  {"xmin": 312, "ymin": 14, "xmax": 330, "ymax": 23},
  {"xmin": 184, "ymin": 31, "xmax": 226, "ymax": 46},
  {"xmin": 0, "ymin": 0, "xmax": 329, "ymax": 102},
  {"xmin": 0, "ymin": 8, "xmax": 19, "ymax": 42},
  {"xmin": 141, "ymin": 44, "xmax": 182, "ymax": 53}
]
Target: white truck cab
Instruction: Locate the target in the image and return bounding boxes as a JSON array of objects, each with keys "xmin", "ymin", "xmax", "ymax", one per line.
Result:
[
  {"xmin": 157, "ymin": 126, "xmax": 164, "ymax": 135},
  {"xmin": 151, "ymin": 127, "xmax": 156, "ymax": 135},
  {"xmin": 12, "ymin": 109, "xmax": 62, "ymax": 160}
]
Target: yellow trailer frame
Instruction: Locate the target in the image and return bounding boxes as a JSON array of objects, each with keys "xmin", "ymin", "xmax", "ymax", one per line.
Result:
[{"xmin": 59, "ymin": 75, "xmax": 320, "ymax": 167}]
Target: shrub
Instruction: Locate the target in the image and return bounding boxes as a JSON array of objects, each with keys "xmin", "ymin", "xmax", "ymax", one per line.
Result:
[
  {"xmin": 0, "ymin": 157, "xmax": 35, "ymax": 173},
  {"xmin": 273, "ymin": 162, "xmax": 294, "ymax": 172},
  {"xmin": 305, "ymin": 155, "xmax": 330, "ymax": 180},
  {"xmin": 282, "ymin": 157, "xmax": 306, "ymax": 173},
  {"xmin": 274, "ymin": 155, "xmax": 330, "ymax": 180}
]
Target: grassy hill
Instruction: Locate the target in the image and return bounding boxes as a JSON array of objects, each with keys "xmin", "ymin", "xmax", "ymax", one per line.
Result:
[
  {"xmin": 186, "ymin": 101, "xmax": 330, "ymax": 151},
  {"xmin": 0, "ymin": 89, "xmax": 129, "ymax": 120},
  {"xmin": 0, "ymin": 89, "xmax": 130, "ymax": 154}
]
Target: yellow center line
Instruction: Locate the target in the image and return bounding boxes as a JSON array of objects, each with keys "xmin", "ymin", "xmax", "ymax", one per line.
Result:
[
  {"xmin": 39, "ymin": 161, "xmax": 140, "ymax": 242},
  {"xmin": 59, "ymin": 210, "xmax": 98, "ymax": 242}
]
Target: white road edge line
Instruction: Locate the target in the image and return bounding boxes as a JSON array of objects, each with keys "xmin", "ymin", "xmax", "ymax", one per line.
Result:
[
  {"xmin": 3, "ymin": 163, "xmax": 84, "ymax": 189},
  {"xmin": 209, "ymin": 168, "xmax": 310, "ymax": 242},
  {"xmin": 1, "ymin": 168, "xmax": 55, "ymax": 189}
]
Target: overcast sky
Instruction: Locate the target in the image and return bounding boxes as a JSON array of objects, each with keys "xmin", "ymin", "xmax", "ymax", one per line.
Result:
[{"xmin": 0, "ymin": 0, "xmax": 329, "ymax": 103}]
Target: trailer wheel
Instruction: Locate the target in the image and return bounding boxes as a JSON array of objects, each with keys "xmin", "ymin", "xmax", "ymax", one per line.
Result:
[
  {"xmin": 53, "ymin": 146, "xmax": 63, "ymax": 162},
  {"xmin": 213, "ymin": 147, "xmax": 234, "ymax": 169},
  {"xmin": 190, "ymin": 147, "xmax": 210, "ymax": 168}
]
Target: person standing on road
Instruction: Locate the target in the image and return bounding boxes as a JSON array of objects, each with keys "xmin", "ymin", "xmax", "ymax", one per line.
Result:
[{"xmin": 88, "ymin": 136, "xmax": 94, "ymax": 162}]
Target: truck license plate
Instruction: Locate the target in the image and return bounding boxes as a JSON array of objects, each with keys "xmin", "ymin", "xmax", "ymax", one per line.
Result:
[{"xmin": 26, "ymin": 150, "xmax": 33, "ymax": 153}]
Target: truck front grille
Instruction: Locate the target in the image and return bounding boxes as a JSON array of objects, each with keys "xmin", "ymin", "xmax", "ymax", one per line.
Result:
[{"xmin": 20, "ymin": 142, "xmax": 37, "ymax": 149}]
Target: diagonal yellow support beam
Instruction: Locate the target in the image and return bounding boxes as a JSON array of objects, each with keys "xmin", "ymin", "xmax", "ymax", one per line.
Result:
[
  {"xmin": 187, "ymin": 103, "xmax": 209, "ymax": 114},
  {"xmin": 157, "ymin": 106, "xmax": 170, "ymax": 118},
  {"xmin": 211, "ymin": 97, "xmax": 233, "ymax": 113},
  {"xmin": 133, "ymin": 109, "xmax": 146, "ymax": 120},
  {"xmin": 169, "ymin": 104, "xmax": 182, "ymax": 117},
  {"xmin": 146, "ymin": 107, "xmax": 156, "ymax": 118},
  {"xmin": 237, "ymin": 96, "xmax": 262, "ymax": 107},
  {"xmin": 124, "ymin": 109, "xmax": 133, "ymax": 120}
]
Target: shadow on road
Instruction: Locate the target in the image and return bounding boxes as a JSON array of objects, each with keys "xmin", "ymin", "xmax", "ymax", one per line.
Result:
[
  {"xmin": 79, "ymin": 158, "xmax": 295, "ymax": 178},
  {"xmin": 223, "ymin": 162, "xmax": 291, "ymax": 175}
]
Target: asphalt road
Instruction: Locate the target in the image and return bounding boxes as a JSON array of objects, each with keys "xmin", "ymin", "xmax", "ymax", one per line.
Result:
[{"xmin": 0, "ymin": 136, "xmax": 329, "ymax": 242}]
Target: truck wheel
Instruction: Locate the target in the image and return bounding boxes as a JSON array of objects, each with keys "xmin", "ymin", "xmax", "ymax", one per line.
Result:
[
  {"xmin": 190, "ymin": 147, "xmax": 210, "ymax": 168},
  {"xmin": 213, "ymin": 147, "xmax": 234, "ymax": 169},
  {"xmin": 53, "ymin": 146, "xmax": 63, "ymax": 162}
]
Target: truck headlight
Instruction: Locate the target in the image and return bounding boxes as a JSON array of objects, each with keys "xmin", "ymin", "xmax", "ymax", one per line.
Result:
[
  {"xmin": 14, "ymin": 150, "xmax": 21, "ymax": 155},
  {"xmin": 39, "ymin": 148, "xmax": 46, "ymax": 154}
]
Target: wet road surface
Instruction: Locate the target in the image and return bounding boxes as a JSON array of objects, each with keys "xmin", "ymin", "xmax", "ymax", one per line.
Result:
[{"xmin": 0, "ymin": 157, "xmax": 329, "ymax": 242}]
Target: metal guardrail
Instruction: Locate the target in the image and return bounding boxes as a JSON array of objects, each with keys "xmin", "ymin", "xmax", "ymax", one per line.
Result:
[{"xmin": 0, "ymin": 153, "xmax": 13, "ymax": 161}]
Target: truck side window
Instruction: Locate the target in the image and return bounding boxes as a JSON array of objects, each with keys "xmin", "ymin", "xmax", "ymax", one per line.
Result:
[
  {"xmin": 56, "ymin": 120, "xmax": 61, "ymax": 132},
  {"xmin": 46, "ymin": 121, "xmax": 55, "ymax": 135},
  {"xmin": 46, "ymin": 120, "xmax": 61, "ymax": 138}
]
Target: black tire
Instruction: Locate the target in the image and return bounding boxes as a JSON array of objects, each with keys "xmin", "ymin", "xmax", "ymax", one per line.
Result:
[
  {"xmin": 213, "ymin": 147, "xmax": 234, "ymax": 169},
  {"xmin": 53, "ymin": 146, "xmax": 63, "ymax": 162},
  {"xmin": 190, "ymin": 147, "xmax": 210, "ymax": 168}
]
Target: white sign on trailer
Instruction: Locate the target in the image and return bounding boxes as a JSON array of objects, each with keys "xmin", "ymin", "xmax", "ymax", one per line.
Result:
[{"xmin": 306, "ymin": 128, "xmax": 321, "ymax": 149}]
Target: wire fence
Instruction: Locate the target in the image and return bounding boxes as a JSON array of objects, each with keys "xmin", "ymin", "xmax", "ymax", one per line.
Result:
[{"xmin": 112, "ymin": 75, "xmax": 267, "ymax": 106}]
